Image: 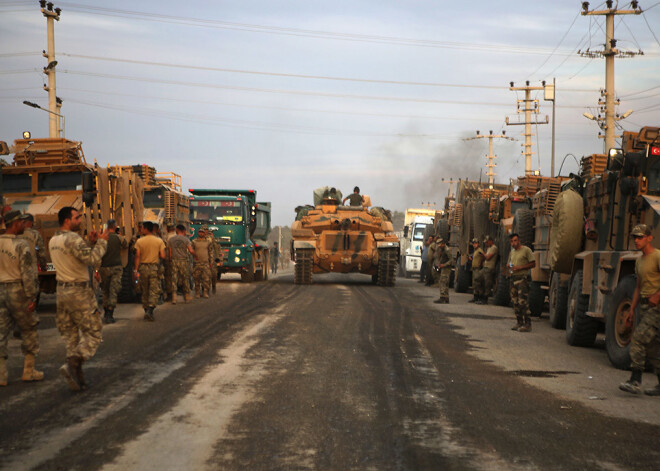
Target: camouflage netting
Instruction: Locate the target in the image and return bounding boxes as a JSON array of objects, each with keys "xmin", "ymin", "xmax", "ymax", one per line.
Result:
[
  {"xmin": 295, "ymin": 205, "xmax": 315, "ymax": 221},
  {"xmin": 313, "ymin": 186, "xmax": 343, "ymax": 206},
  {"xmin": 368, "ymin": 207, "xmax": 392, "ymax": 221}
]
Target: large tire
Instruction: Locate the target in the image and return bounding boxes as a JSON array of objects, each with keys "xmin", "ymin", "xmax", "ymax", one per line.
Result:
[
  {"xmin": 118, "ymin": 251, "xmax": 138, "ymax": 303},
  {"xmin": 528, "ymin": 281, "xmax": 545, "ymax": 317},
  {"xmin": 498, "ymin": 226, "xmax": 511, "ymax": 275},
  {"xmin": 493, "ymin": 271, "xmax": 510, "ymax": 306},
  {"xmin": 549, "ymin": 272, "xmax": 568, "ymax": 329},
  {"xmin": 606, "ymin": 275, "xmax": 639, "ymax": 369},
  {"xmin": 471, "ymin": 199, "xmax": 489, "ymax": 242},
  {"xmin": 436, "ymin": 219, "xmax": 449, "ymax": 242},
  {"xmin": 294, "ymin": 248, "xmax": 313, "ymax": 285},
  {"xmin": 377, "ymin": 248, "xmax": 398, "ymax": 287},
  {"xmin": 454, "ymin": 262, "xmax": 470, "ymax": 293},
  {"xmin": 241, "ymin": 256, "xmax": 256, "ymax": 282},
  {"xmin": 566, "ymin": 270, "xmax": 598, "ymax": 347},
  {"xmin": 549, "ymin": 190, "xmax": 583, "ymax": 274},
  {"xmin": 512, "ymin": 208, "xmax": 535, "ymax": 248}
]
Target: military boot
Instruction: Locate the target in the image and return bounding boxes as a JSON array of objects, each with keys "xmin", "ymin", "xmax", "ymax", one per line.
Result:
[
  {"xmin": 644, "ymin": 374, "xmax": 660, "ymax": 396},
  {"xmin": 184, "ymin": 293, "xmax": 192, "ymax": 303},
  {"xmin": 144, "ymin": 307, "xmax": 155, "ymax": 322},
  {"xmin": 171, "ymin": 293, "xmax": 177, "ymax": 305},
  {"xmin": 469, "ymin": 295, "xmax": 477, "ymax": 303},
  {"xmin": 0, "ymin": 357, "xmax": 7, "ymax": 386},
  {"xmin": 76, "ymin": 359, "xmax": 87, "ymax": 391},
  {"xmin": 202, "ymin": 291, "xmax": 209, "ymax": 299},
  {"xmin": 59, "ymin": 356, "xmax": 82, "ymax": 391},
  {"xmin": 619, "ymin": 369, "xmax": 643, "ymax": 394},
  {"xmin": 103, "ymin": 308, "xmax": 116, "ymax": 324},
  {"xmin": 21, "ymin": 353, "xmax": 44, "ymax": 382},
  {"xmin": 433, "ymin": 298, "xmax": 443, "ymax": 304}
]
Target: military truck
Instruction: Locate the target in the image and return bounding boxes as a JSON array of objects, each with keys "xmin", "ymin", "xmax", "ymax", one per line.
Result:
[
  {"xmin": 548, "ymin": 126, "xmax": 660, "ymax": 369},
  {"xmin": 189, "ymin": 189, "xmax": 271, "ymax": 282},
  {"xmin": 290, "ymin": 187, "xmax": 400, "ymax": 285},
  {"xmin": 0, "ymin": 136, "xmax": 144, "ymax": 296}
]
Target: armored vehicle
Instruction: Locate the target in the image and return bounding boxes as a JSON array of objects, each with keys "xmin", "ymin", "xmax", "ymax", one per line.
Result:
[{"xmin": 290, "ymin": 187, "xmax": 399, "ymax": 285}]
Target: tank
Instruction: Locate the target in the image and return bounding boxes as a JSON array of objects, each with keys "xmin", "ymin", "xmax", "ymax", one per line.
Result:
[{"xmin": 290, "ymin": 187, "xmax": 400, "ymax": 286}]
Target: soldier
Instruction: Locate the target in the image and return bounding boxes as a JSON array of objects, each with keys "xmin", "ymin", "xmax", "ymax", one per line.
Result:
[
  {"xmin": 20, "ymin": 214, "xmax": 47, "ymax": 271},
  {"xmin": 426, "ymin": 236, "xmax": 437, "ymax": 287},
  {"xmin": 482, "ymin": 235, "xmax": 498, "ymax": 303},
  {"xmin": 169, "ymin": 224, "xmax": 194, "ymax": 304},
  {"xmin": 433, "ymin": 238, "xmax": 453, "ymax": 304},
  {"xmin": 470, "ymin": 238, "xmax": 486, "ymax": 304},
  {"xmin": 192, "ymin": 227, "xmax": 213, "ymax": 298},
  {"xmin": 619, "ymin": 224, "xmax": 660, "ymax": 395},
  {"xmin": 342, "ymin": 186, "xmax": 364, "ymax": 207},
  {"xmin": 99, "ymin": 220, "xmax": 127, "ymax": 324},
  {"xmin": 203, "ymin": 226, "xmax": 220, "ymax": 294},
  {"xmin": 271, "ymin": 242, "xmax": 280, "ymax": 275},
  {"xmin": 134, "ymin": 221, "xmax": 166, "ymax": 321},
  {"xmin": 0, "ymin": 211, "xmax": 43, "ymax": 386},
  {"xmin": 507, "ymin": 233, "xmax": 535, "ymax": 332},
  {"xmin": 419, "ymin": 237, "xmax": 430, "ymax": 284},
  {"xmin": 49, "ymin": 206, "xmax": 109, "ymax": 391},
  {"xmin": 163, "ymin": 224, "xmax": 177, "ymax": 302}
]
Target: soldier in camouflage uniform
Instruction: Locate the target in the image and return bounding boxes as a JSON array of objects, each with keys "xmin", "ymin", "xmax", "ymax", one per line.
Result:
[
  {"xmin": 134, "ymin": 221, "xmax": 166, "ymax": 321},
  {"xmin": 433, "ymin": 238, "xmax": 453, "ymax": 304},
  {"xmin": 49, "ymin": 207, "xmax": 109, "ymax": 391},
  {"xmin": 203, "ymin": 225, "xmax": 220, "ymax": 294},
  {"xmin": 192, "ymin": 227, "xmax": 213, "ymax": 298},
  {"xmin": 169, "ymin": 224, "xmax": 194, "ymax": 304},
  {"xmin": 620, "ymin": 224, "xmax": 660, "ymax": 396},
  {"xmin": 470, "ymin": 238, "xmax": 486, "ymax": 304},
  {"xmin": 507, "ymin": 233, "xmax": 535, "ymax": 332},
  {"xmin": 99, "ymin": 220, "xmax": 127, "ymax": 324},
  {"xmin": 20, "ymin": 214, "xmax": 47, "ymax": 271},
  {"xmin": 163, "ymin": 224, "xmax": 177, "ymax": 301},
  {"xmin": 0, "ymin": 211, "xmax": 43, "ymax": 386},
  {"xmin": 482, "ymin": 235, "xmax": 498, "ymax": 303}
]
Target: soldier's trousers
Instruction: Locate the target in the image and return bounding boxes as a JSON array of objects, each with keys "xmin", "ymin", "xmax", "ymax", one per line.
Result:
[
  {"xmin": 138, "ymin": 263, "xmax": 161, "ymax": 309},
  {"xmin": 193, "ymin": 262, "xmax": 211, "ymax": 294},
  {"xmin": 171, "ymin": 259, "xmax": 191, "ymax": 296},
  {"xmin": 99, "ymin": 265, "xmax": 123, "ymax": 309},
  {"xmin": 55, "ymin": 284, "xmax": 101, "ymax": 361},
  {"xmin": 483, "ymin": 267, "xmax": 495, "ymax": 296},
  {"xmin": 438, "ymin": 270, "xmax": 450, "ymax": 299},
  {"xmin": 163, "ymin": 259, "xmax": 172, "ymax": 295},
  {"xmin": 510, "ymin": 274, "xmax": 531, "ymax": 326},
  {"xmin": 0, "ymin": 283, "xmax": 39, "ymax": 359},
  {"xmin": 473, "ymin": 268, "xmax": 485, "ymax": 297},
  {"xmin": 630, "ymin": 303, "xmax": 660, "ymax": 371}
]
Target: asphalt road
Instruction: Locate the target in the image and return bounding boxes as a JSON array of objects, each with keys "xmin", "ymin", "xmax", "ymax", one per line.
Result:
[{"xmin": 1, "ymin": 270, "xmax": 659, "ymax": 471}]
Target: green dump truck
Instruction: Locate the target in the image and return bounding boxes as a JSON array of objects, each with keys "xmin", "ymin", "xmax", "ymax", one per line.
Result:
[{"xmin": 189, "ymin": 189, "xmax": 271, "ymax": 282}]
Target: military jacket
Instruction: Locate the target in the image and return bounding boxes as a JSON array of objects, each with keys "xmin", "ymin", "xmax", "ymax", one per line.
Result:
[
  {"xmin": 49, "ymin": 230, "xmax": 108, "ymax": 283},
  {"xmin": 434, "ymin": 247, "xmax": 453, "ymax": 267},
  {"xmin": 472, "ymin": 248, "xmax": 485, "ymax": 269},
  {"xmin": 20, "ymin": 228, "xmax": 47, "ymax": 266},
  {"xmin": 0, "ymin": 234, "xmax": 38, "ymax": 299}
]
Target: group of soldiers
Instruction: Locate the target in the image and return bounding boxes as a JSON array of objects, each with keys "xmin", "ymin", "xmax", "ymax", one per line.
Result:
[{"xmin": 0, "ymin": 206, "xmax": 223, "ymax": 392}]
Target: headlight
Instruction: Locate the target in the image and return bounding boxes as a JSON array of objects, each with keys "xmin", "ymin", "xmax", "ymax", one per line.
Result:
[
  {"xmin": 234, "ymin": 257, "xmax": 240, "ymax": 263},
  {"xmin": 235, "ymin": 249, "xmax": 241, "ymax": 255}
]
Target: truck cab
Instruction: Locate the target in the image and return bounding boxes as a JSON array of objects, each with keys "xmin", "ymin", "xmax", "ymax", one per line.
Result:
[{"xmin": 400, "ymin": 214, "xmax": 434, "ymax": 278}]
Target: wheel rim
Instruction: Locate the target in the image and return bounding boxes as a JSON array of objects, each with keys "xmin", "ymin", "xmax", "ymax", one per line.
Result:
[{"xmin": 614, "ymin": 299, "xmax": 633, "ymax": 348}]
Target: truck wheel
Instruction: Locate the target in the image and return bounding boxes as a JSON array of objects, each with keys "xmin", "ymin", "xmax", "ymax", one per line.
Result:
[
  {"xmin": 472, "ymin": 199, "xmax": 489, "ymax": 241},
  {"xmin": 377, "ymin": 247, "xmax": 398, "ymax": 287},
  {"xmin": 549, "ymin": 190, "xmax": 583, "ymax": 274},
  {"xmin": 493, "ymin": 272, "xmax": 510, "ymax": 306},
  {"xmin": 436, "ymin": 219, "xmax": 449, "ymax": 241},
  {"xmin": 513, "ymin": 208, "xmax": 535, "ymax": 248},
  {"xmin": 566, "ymin": 270, "xmax": 598, "ymax": 347},
  {"xmin": 528, "ymin": 281, "xmax": 545, "ymax": 317},
  {"xmin": 241, "ymin": 257, "xmax": 256, "ymax": 282},
  {"xmin": 294, "ymin": 248, "xmax": 313, "ymax": 285},
  {"xmin": 606, "ymin": 275, "xmax": 639, "ymax": 369},
  {"xmin": 454, "ymin": 263, "xmax": 470, "ymax": 293},
  {"xmin": 263, "ymin": 251, "xmax": 269, "ymax": 281},
  {"xmin": 118, "ymin": 251, "xmax": 138, "ymax": 303},
  {"xmin": 549, "ymin": 272, "xmax": 568, "ymax": 329}
]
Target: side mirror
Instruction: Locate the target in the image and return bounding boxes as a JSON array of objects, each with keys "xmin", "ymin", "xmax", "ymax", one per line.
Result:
[{"xmin": 403, "ymin": 226, "xmax": 409, "ymax": 238}]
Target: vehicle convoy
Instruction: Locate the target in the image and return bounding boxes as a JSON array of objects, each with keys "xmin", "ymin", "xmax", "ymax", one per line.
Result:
[
  {"xmin": 189, "ymin": 189, "xmax": 271, "ymax": 282},
  {"xmin": 124, "ymin": 165, "xmax": 190, "ymax": 233},
  {"xmin": 0, "ymin": 136, "xmax": 144, "ymax": 296},
  {"xmin": 548, "ymin": 126, "xmax": 660, "ymax": 369},
  {"xmin": 400, "ymin": 208, "xmax": 436, "ymax": 278},
  {"xmin": 290, "ymin": 186, "xmax": 400, "ymax": 286}
]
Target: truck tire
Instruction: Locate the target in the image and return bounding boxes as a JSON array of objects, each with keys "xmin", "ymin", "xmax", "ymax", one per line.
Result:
[
  {"xmin": 294, "ymin": 248, "xmax": 313, "ymax": 285},
  {"xmin": 566, "ymin": 270, "xmax": 598, "ymax": 347},
  {"xmin": 549, "ymin": 190, "xmax": 583, "ymax": 274},
  {"xmin": 606, "ymin": 275, "xmax": 639, "ymax": 369},
  {"xmin": 493, "ymin": 272, "xmax": 510, "ymax": 306},
  {"xmin": 377, "ymin": 247, "xmax": 398, "ymax": 287},
  {"xmin": 472, "ymin": 199, "xmax": 489, "ymax": 242},
  {"xmin": 241, "ymin": 256, "xmax": 256, "ymax": 282},
  {"xmin": 436, "ymin": 219, "xmax": 449, "ymax": 241},
  {"xmin": 528, "ymin": 281, "xmax": 545, "ymax": 317},
  {"xmin": 118, "ymin": 251, "xmax": 138, "ymax": 303},
  {"xmin": 512, "ymin": 208, "xmax": 535, "ymax": 248},
  {"xmin": 549, "ymin": 272, "xmax": 568, "ymax": 329},
  {"xmin": 498, "ymin": 226, "xmax": 511, "ymax": 274},
  {"xmin": 454, "ymin": 262, "xmax": 470, "ymax": 293}
]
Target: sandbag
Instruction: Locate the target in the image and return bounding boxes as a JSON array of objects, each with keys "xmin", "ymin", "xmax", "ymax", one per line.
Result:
[{"xmin": 549, "ymin": 189, "xmax": 584, "ymax": 274}]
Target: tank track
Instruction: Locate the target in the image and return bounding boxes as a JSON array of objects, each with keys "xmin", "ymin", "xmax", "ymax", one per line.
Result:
[
  {"xmin": 376, "ymin": 247, "xmax": 398, "ymax": 287},
  {"xmin": 294, "ymin": 248, "xmax": 314, "ymax": 285}
]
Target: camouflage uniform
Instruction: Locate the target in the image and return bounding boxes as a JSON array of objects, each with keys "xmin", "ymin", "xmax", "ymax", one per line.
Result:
[
  {"xmin": 171, "ymin": 259, "xmax": 192, "ymax": 299},
  {"xmin": 483, "ymin": 243, "xmax": 498, "ymax": 298},
  {"xmin": 508, "ymin": 245, "xmax": 534, "ymax": 330},
  {"xmin": 434, "ymin": 243, "xmax": 453, "ymax": 303},
  {"xmin": 427, "ymin": 240, "xmax": 437, "ymax": 285},
  {"xmin": 630, "ymin": 302, "xmax": 660, "ymax": 371},
  {"xmin": 99, "ymin": 266, "xmax": 123, "ymax": 310},
  {"xmin": 49, "ymin": 230, "xmax": 107, "ymax": 362},
  {"xmin": 20, "ymin": 227, "xmax": 47, "ymax": 271},
  {"xmin": 204, "ymin": 232, "xmax": 220, "ymax": 293},
  {"xmin": 163, "ymin": 231, "xmax": 177, "ymax": 298},
  {"xmin": 192, "ymin": 237, "xmax": 213, "ymax": 297},
  {"xmin": 471, "ymin": 245, "xmax": 486, "ymax": 301},
  {"xmin": 138, "ymin": 264, "xmax": 161, "ymax": 309},
  {"xmin": 0, "ymin": 233, "xmax": 40, "ymax": 385}
]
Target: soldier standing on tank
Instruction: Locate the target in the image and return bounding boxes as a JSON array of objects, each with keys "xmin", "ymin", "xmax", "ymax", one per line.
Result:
[
  {"xmin": 0, "ymin": 211, "xmax": 43, "ymax": 387},
  {"xmin": 482, "ymin": 235, "xmax": 498, "ymax": 303},
  {"xmin": 192, "ymin": 226, "xmax": 213, "ymax": 298},
  {"xmin": 507, "ymin": 233, "xmax": 535, "ymax": 332},
  {"xmin": 169, "ymin": 224, "xmax": 195, "ymax": 304},
  {"xmin": 342, "ymin": 187, "xmax": 364, "ymax": 207},
  {"xmin": 99, "ymin": 220, "xmax": 127, "ymax": 324},
  {"xmin": 49, "ymin": 206, "xmax": 109, "ymax": 391},
  {"xmin": 163, "ymin": 224, "xmax": 176, "ymax": 302},
  {"xmin": 470, "ymin": 238, "xmax": 486, "ymax": 304},
  {"xmin": 134, "ymin": 221, "xmax": 165, "ymax": 321},
  {"xmin": 433, "ymin": 238, "xmax": 453, "ymax": 304},
  {"xmin": 619, "ymin": 224, "xmax": 660, "ymax": 396}
]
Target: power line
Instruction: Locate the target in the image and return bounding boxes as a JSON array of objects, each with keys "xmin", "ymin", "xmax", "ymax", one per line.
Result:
[
  {"xmin": 641, "ymin": 10, "xmax": 660, "ymax": 47},
  {"xmin": 527, "ymin": 12, "xmax": 580, "ymax": 79}
]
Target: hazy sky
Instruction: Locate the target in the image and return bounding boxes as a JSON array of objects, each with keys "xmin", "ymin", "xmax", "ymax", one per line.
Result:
[{"xmin": 1, "ymin": 0, "xmax": 659, "ymax": 225}]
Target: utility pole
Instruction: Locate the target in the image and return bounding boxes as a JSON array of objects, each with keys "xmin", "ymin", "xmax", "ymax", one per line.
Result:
[
  {"xmin": 464, "ymin": 130, "xmax": 514, "ymax": 185},
  {"xmin": 40, "ymin": 1, "xmax": 62, "ymax": 138},
  {"xmin": 579, "ymin": 1, "xmax": 641, "ymax": 152},
  {"xmin": 506, "ymin": 81, "xmax": 549, "ymax": 176}
]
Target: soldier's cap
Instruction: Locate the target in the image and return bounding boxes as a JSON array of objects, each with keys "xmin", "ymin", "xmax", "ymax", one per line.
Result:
[
  {"xmin": 200, "ymin": 224, "xmax": 209, "ymax": 231},
  {"xmin": 24, "ymin": 213, "xmax": 34, "ymax": 222},
  {"xmin": 437, "ymin": 238, "xmax": 446, "ymax": 244},
  {"xmin": 631, "ymin": 224, "xmax": 652, "ymax": 237},
  {"xmin": 471, "ymin": 238, "xmax": 479, "ymax": 244},
  {"xmin": 3, "ymin": 211, "xmax": 29, "ymax": 225},
  {"xmin": 484, "ymin": 235, "xmax": 493, "ymax": 242}
]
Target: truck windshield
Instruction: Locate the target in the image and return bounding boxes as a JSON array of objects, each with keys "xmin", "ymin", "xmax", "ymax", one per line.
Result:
[
  {"xmin": 38, "ymin": 172, "xmax": 82, "ymax": 192},
  {"xmin": 190, "ymin": 200, "xmax": 244, "ymax": 225},
  {"xmin": 413, "ymin": 224, "xmax": 426, "ymax": 241},
  {"xmin": 144, "ymin": 189, "xmax": 164, "ymax": 208},
  {"xmin": 3, "ymin": 174, "xmax": 31, "ymax": 193}
]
